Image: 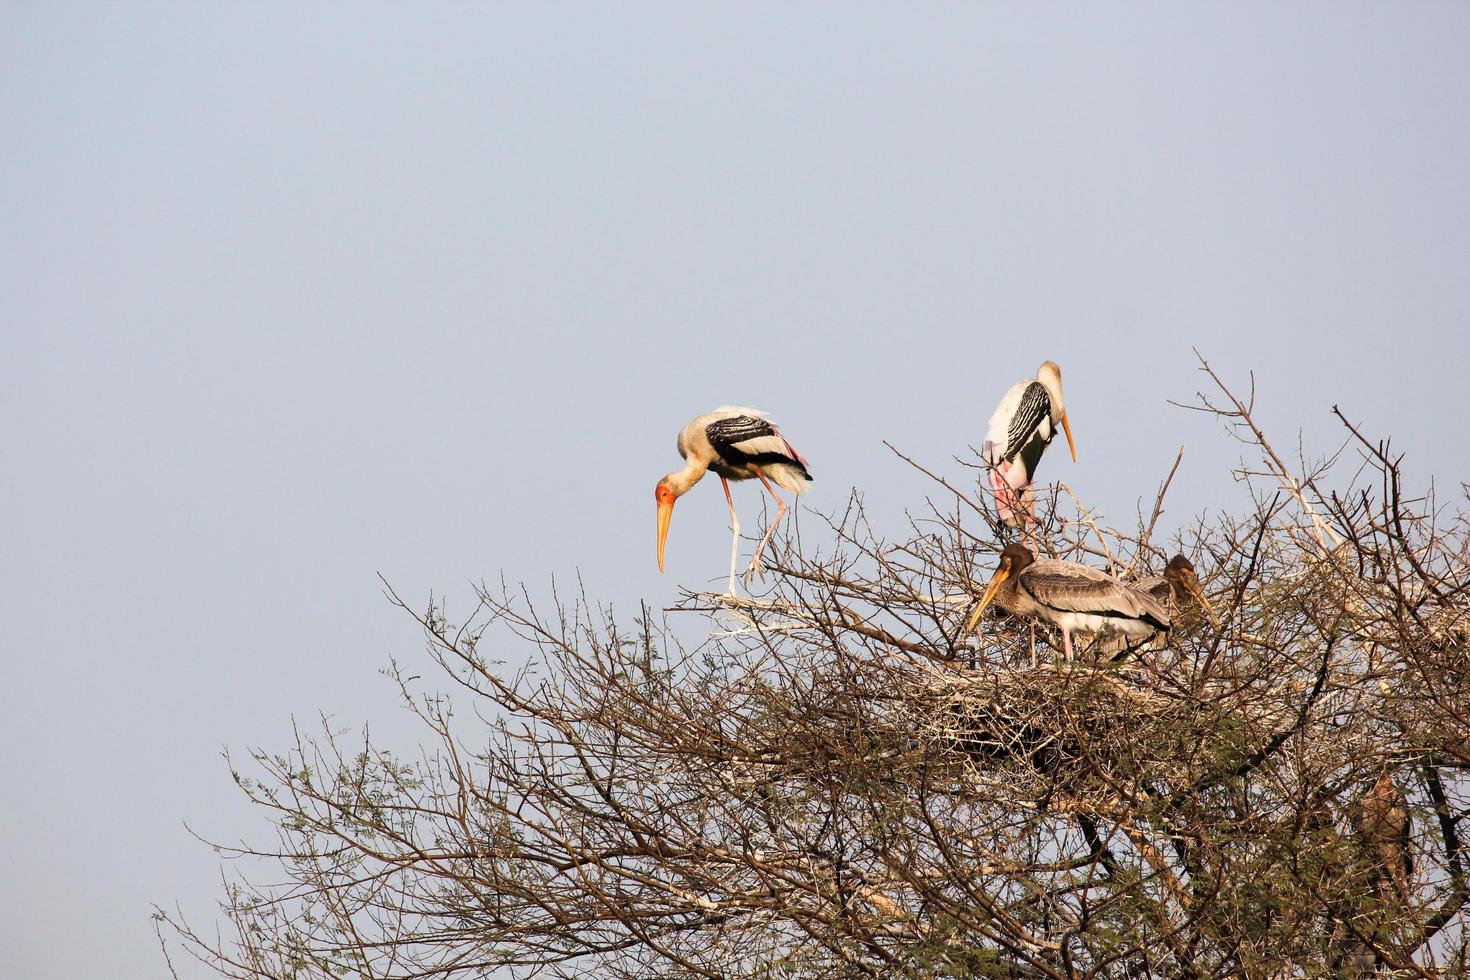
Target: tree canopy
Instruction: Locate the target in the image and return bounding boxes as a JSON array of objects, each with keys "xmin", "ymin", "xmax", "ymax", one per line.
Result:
[{"xmin": 160, "ymin": 363, "xmax": 1470, "ymax": 978}]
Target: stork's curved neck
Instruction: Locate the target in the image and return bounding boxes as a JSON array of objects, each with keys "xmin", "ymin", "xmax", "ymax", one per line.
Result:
[
  {"xmin": 1036, "ymin": 362, "xmax": 1066, "ymax": 419},
  {"xmin": 1038, "ymin": 376, "xmax": 1065, "ymax": 419},
  {"xmin": 662, "ymin": 458, "xmax": 708, "ymax": 497}
]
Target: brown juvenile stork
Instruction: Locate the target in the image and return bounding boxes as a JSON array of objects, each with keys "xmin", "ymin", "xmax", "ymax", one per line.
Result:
[
  {"xmin": 967, "ymin": 543, "xmax": 1170, "ymax": 660},
  {"xmin": 1097, "ymin": 554, "xmax": 1219, "ymax": 660},
  {"xmin": 655, "ymin": 406, "xmax": 812, "ymax": 595},
  {"xmin": 1136, "ymin": 555, "xmax": 1219, "ymax": 626},
  {"xmin": 1352, "ymin": 772, "xmax": 1413, "ymax": 909}
]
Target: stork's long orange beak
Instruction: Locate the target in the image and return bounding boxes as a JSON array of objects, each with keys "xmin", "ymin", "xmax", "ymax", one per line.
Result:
[
  {"xmin": 966, "ymin": 563, "xmax": 1012, "ymax": 633},
  {"xmin": 1060, "ymin": 411, "xmax": 1077, "ymax": 462},
  {"xmin": 1183, "ymin": 572, "xmax": 1219, "ymax": 628},
  {"xmin": 656, "ymin": 497, "xmax": 674, "ymax": 572}
]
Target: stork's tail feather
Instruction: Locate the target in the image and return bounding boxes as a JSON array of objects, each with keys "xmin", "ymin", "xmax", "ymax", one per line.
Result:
[{"xmin": 766, "ymin": 462, "xmax": 814, "ymax": 496}]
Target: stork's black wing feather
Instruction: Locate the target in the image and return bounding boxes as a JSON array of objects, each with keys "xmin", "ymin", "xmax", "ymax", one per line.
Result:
[
  {"xmin": 1004, "ymin": 382, "xmax": 1052, "ymax": 464},
  {"xmin": 705, "ymin": 415, "xmax": 778, "ymax": 452},
  {"xmin": 704, "ymin": 414, "xmax": 812, "ymax": 477}
]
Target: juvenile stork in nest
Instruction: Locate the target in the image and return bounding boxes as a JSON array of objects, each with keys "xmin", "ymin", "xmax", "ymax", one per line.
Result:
[
  {"xmin": 1135, "ymin": 555, "xmax": 1218, "ymax": 625},
  {"xmin": 1097, "ymin": 554, "xmax": 1219, "ymax": 661},
  {"xmin": 967, "ymin": 543, "xmax": 1170, "ymax": 660},
  {"xmin": 655, "ymin": 406, "xmax": 812, "ymax": 595}
]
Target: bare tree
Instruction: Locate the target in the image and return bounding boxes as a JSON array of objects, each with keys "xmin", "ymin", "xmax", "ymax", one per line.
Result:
[{"xmin": 159, "ymin": 358, "xmax": 1470, "ymax": 978}]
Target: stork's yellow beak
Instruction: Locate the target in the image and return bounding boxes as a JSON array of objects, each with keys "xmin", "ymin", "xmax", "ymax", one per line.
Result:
[
  {"xmin": 1060, "ymin": 411, "xmax": 1077, "ymax": 462},
  {"xmin": 1183, "ymin": 572, "xmax": 1219, "ymax": 628},
  {"xmin": 656, "ymin": 497, "xmax": 674, "ymax": 572},
  {"xmin": 966, "ymin": 563, "xmax": 1011, "ymax": 633}
]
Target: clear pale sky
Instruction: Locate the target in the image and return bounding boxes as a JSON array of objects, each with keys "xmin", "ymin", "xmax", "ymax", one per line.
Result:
[{"xmin": 3, "ymin": 4, "xmax": 1468, "ymax": 977}]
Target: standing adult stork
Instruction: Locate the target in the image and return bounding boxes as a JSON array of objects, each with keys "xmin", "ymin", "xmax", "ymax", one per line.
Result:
[
  {"xmin": 982, "ymin": 361, "xmax": 1076, "ymax": 541},
  {"xmin": 655, "ymin": 406, "xmax": 813, "ymax": 595},
  {"xmin": 966, "ymin": 543, "xmax": 1170, "ymax": 660}
]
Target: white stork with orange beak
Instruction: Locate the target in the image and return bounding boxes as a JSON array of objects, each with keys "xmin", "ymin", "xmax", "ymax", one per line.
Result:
[
  {"xmin": 655, "ymin": 407, "xmax": 813, "ymax": 595},
  {"xmin": 982, "ymin": 361, "xmax": 1076, "ymax": 540}
]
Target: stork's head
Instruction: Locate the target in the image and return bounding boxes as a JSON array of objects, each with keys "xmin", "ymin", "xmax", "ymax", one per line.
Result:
[
  {"xmin": 966, "ymin": 542, "xmax": 1035, "ymax": 633},
  {"xmin": 1036, "ymin": 361, "xmax": 1077, "ymax": 462},
  {"xmin": 654, "ymin": 477, "xmax": 679, "ymax": 572},
  {"xmin": 1164, "ymin": 554, "xmax": 1218, "ymax": 627}
]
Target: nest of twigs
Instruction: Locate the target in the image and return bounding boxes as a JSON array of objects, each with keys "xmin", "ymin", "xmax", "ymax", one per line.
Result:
[{"xmin": 908, "ymin": 660, "xmax": 1185, "ymax": 806}]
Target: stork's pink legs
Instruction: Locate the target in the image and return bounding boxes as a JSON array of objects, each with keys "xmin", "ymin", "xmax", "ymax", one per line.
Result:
[
  {"xmin": 1022, "ymin": 488, "xmax": 1037, "ymax": 551},
  {"xmin": 992, "ymin": 463, "xmax": 1037, "ymax": 549},
  {"xmin": 744, "ymin": 467, "xmax": 789, "ymax": 583},
  {"xmin": 989, "ymin": 466, "xmax": 1015, "ymax": 525},
  {"xmin": 720, "ymin": 476, "xmax": 741, "ymax": 595}
]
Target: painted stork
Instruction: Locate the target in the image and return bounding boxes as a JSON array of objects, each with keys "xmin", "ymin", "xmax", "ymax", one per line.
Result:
[
  {"xmin": 655, "ymin": 407, "xmax": 813, "ymax": 594},
  {"xmin": 1352, "ymin": 772, "xmax": 1413, "ymax": 907},
  {"xmin": 966, "ymin": 542, "xmax": 1170, "ymax": 660},
  {"xmin": 982, "ymin": 361, "xmax": 1076, "ymax": 538},
  {"xmin": 1095, "ymin": 554, "xmax": 1219, "ymax": 661},
  {"xmin": 1135, "ymin": 555, "xmax": 1220, "ymax": 627}
]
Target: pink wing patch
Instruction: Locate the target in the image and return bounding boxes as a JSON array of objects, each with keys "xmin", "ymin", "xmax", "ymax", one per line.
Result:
[
  {"xmin": 773, "ymin": 425, "xmax": 811, "ymax": 470},
  {"xmin": 989, "ymin": 460, "xmax": 1032, "ymax": 527}
]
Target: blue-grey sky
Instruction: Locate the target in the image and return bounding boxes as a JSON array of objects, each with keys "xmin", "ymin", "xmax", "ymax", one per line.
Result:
[{"xmin": 3, "ymin": 4, "xmax": 1468, "ymax": 977}]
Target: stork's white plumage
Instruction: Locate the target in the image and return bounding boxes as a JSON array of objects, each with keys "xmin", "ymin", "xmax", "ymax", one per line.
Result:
[
  {"xmin": 655, "ymin": 406, "xmax": 812, "ymax": 594},
  {"xmin": 966, "ymin": 543, "xmax": 1169, "ymax": 660},
  {"xmin": 982, "ymin": 361, "xmax": 1076, "ymax": 536}
]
